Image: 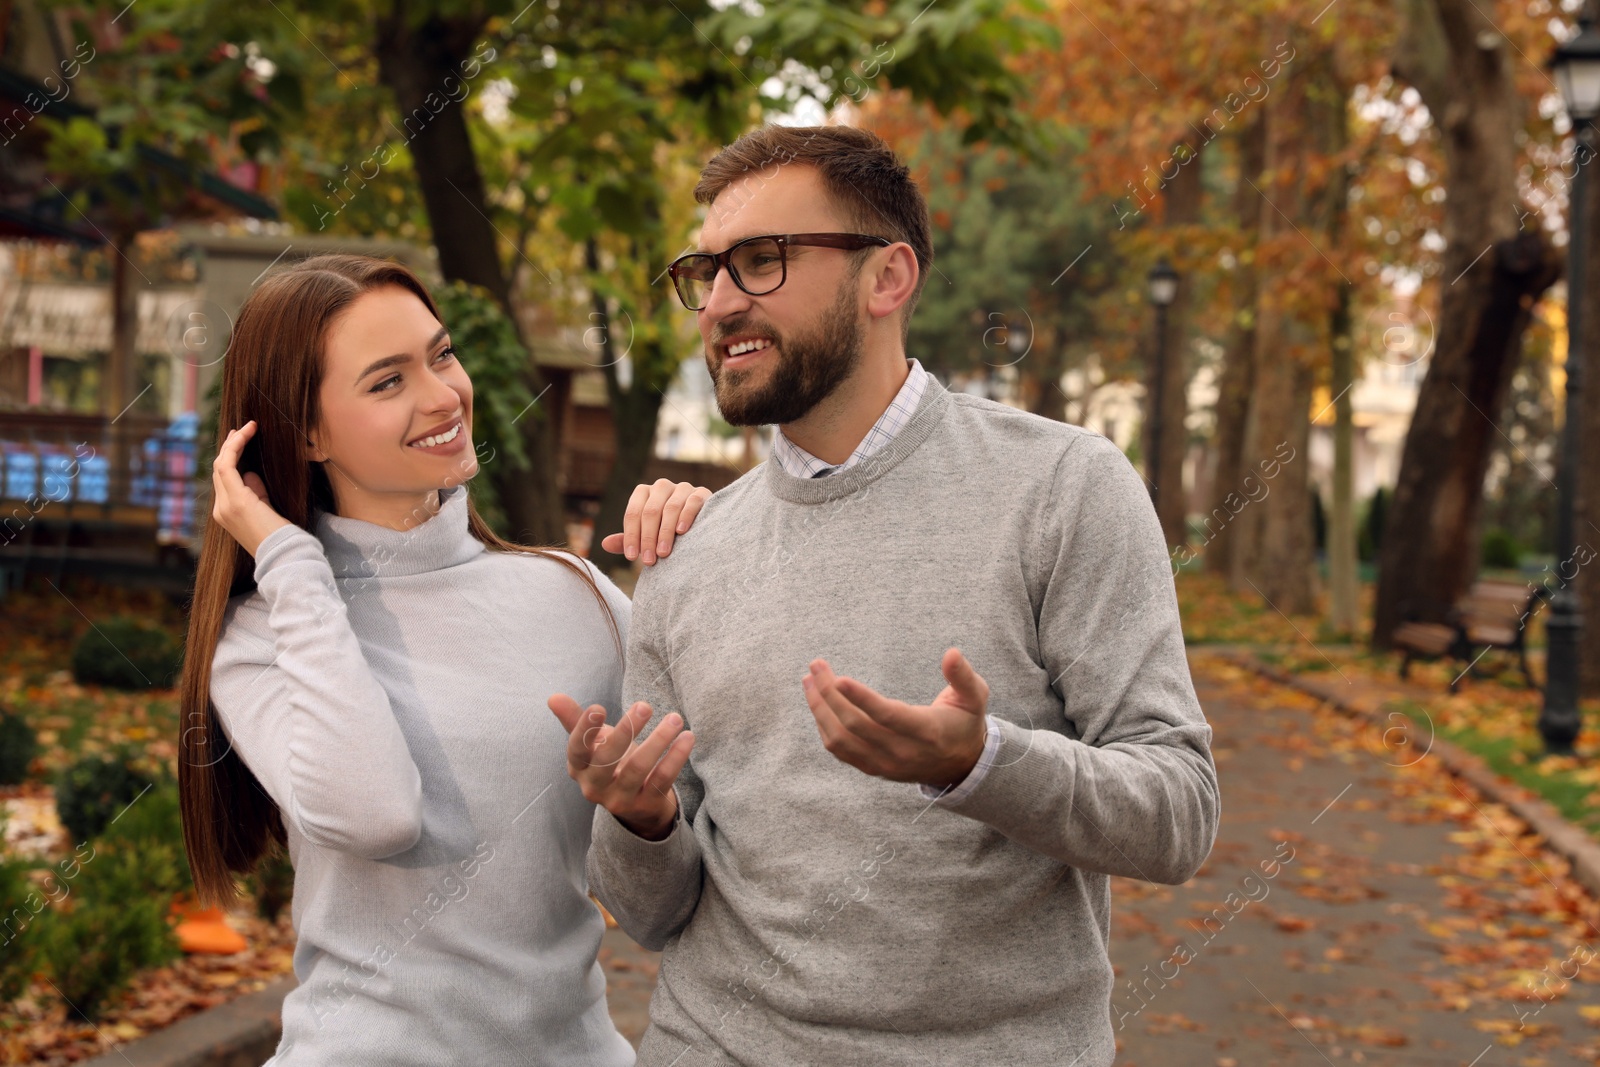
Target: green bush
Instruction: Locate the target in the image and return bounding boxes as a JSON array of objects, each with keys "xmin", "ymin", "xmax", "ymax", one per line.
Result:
[
  {"xmin": 246, "ymin": 849, "xmax": 295, "ymax": 923},
  {"xmin": 54, "ymin": 753, "xmax": 156, "ymax": 844},
  {"xmin": 70, "ymin": 617, "xmax": 183, "ymax": 691},
  {"xmin": 431, "ymin": 280, "xmax": 536, "ymax": 534},
  {"xmin": 99, "ymin": 780, "xmax": 192, "ymax": 898},
  {"xmin": 1482, "ymin": 528, "xmax": 1522, "ymax": 570},
  {"xmin": 36, "ymin": 844, "xmax": 179, "ymax": 1021},
  {"xmin": 0, "ymin": 851, "xmax": 41, "ymax": 1006},
  {"xmin": 0, "ymin": 706, "xmax": 38, "ymax": 785},
  {"xmin": 16, "ymin": 780, "xmax": 191, "ymax": 1022}
]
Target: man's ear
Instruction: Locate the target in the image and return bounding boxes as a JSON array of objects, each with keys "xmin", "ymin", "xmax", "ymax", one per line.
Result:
[{"xmin": 865, "ymin": 243, "xmax": 918, "ymax": 324}]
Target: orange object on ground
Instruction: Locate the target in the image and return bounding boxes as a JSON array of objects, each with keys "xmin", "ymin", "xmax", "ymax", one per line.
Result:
[{"xmin": 174, "ymin": 906, "xmax": 248, "ymax": 954}]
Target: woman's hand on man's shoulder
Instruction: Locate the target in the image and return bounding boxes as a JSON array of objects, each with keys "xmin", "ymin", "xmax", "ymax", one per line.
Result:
[{"xmin": 599, "ymin": 480, "xmax": 711, "ymax": 566}]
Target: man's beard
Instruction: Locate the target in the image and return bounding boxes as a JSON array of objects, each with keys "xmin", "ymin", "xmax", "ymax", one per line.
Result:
[{"xmin": 708, "ymin": 278, "xmax": 864, "ymax": 427}]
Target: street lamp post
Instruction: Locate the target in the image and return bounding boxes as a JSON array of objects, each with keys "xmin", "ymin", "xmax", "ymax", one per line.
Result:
[
  {"xmin": 1541, "ymin": 14, "xmax": 1600, "ymax": 754},
  {"xmin": 1146, "ymin": 258, "xmax": 1180, "ymax": 507}
]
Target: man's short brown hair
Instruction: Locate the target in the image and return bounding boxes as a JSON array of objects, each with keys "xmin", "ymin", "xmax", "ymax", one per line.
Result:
[{"xmin": 693, "ymin": 125, "xmax": 934, "ymax": 335}]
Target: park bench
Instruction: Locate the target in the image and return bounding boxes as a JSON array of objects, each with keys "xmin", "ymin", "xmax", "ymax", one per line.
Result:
[{"xmin": 1392, "ymin": 578, "xmax": 1549, "ymax": 692}]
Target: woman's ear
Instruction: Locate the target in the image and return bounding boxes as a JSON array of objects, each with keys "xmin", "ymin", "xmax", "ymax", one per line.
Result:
[{"xmin": 304, "ymin": 431, "xmax": 329, "ymax": 463}]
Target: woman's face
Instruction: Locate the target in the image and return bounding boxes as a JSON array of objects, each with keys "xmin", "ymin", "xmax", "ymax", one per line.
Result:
[{"xmin": 309, "ymin": 285, "xmax": 476, "ymax": 521}]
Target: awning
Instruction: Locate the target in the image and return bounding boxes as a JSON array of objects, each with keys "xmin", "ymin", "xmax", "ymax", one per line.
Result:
[{"xmin": 0, "ymin": 282, "xmax": 197, "ymax": 356}]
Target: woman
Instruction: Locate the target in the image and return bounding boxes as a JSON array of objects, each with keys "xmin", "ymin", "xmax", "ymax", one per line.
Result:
[{"xmin": 177, "ymin": 254, "xmax": 709, "ymax": 1065}]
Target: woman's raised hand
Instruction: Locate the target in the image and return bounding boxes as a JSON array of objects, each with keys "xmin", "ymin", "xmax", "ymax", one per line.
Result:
[{"xmin": 211, "ymin": 421, "xmax": 291, "ymax": 558}]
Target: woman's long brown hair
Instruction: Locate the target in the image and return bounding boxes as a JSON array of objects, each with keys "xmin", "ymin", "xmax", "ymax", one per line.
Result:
[{"xmin": 179, "ymin": 254, "xmax": 620, "ymax": 906}]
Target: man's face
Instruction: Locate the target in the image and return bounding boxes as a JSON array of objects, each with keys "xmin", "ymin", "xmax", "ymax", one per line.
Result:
[{"xmin": 695, "ymin": 165, "xmax": 873, "ymax": 427}]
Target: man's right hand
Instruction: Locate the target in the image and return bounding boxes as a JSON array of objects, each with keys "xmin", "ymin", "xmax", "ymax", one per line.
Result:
[{"xmin": 548, "ymin": 696, "xmax": 694, "ymax": 841}]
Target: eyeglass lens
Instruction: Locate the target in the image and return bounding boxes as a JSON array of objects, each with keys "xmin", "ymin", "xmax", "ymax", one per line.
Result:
[{"xmin": 676, "ymin": 237, "xmax": 784, "ymax": 308}]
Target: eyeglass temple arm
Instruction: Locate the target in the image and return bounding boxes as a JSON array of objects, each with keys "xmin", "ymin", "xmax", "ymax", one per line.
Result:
[{"xmin": 783, "ymin": 234, "xmax": 892, "ymax": 250}]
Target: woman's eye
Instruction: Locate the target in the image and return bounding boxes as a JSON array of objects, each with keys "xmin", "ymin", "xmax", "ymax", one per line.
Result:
[{"xmin": 369, "ymin": 347, "xmax": 457, "ymax": 391}]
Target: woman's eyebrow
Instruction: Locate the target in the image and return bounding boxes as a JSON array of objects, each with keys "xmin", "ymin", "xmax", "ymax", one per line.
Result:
[{"xmin": 354, "ymin": 326, "xmax": 450, "ymax": 383}]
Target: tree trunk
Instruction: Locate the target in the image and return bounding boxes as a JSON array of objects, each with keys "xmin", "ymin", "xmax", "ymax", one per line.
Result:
[
  {"xmin": 1318, "ymin": 62, "xmax": 1359, "ymax": 638},
  {"xmin": 1204, "ymin": 118, "xmax": 1264, "ymax": 577},
  {"xmin": 1237, "ymin": 311, "xmax": 1317, "ymax": 613},
  {"xmin": 583, "ymin": 238, "xmax": 672, "ymax": 577},
  {"xmin": 1372, "ymin": 0, "xmax": 1562, "ymax": 646},
  {"xmin": 1027, "ymin": 359, "xmax": 1069, "ymax": 421},
  {"xmin": 373, "ymin": 4, "xmax": 566, "ymax": 545},
  {"xmin": 104, "ymin": 230, "xmax": 141, "ymax": 506},
  {"xmin": 1021, "ymin": 322, "xmax": 1068, "ymax": 423},
  {"xmin": 589, "ymin": 369, "xmax": 665, "ymax": 576},
  {"xmin": 1329, "ymin": 278, "xmax": 1360, "ymax": 635},
  {"xmin": 1148, "ymin": 144, "xmax": 1201, "ymax": 551},
  {"xmin": 106, "ymin": 233, "xmax": 138, "ymax": 424},
  {"xmin": 1233, "ymin": 55, "xmax": 1321, "ymax": 615}
]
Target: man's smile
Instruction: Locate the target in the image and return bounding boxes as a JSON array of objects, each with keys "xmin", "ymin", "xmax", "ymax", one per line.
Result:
[{"xmin": 721, "ymin": 336, "xmax": 778, "ymax": 370}]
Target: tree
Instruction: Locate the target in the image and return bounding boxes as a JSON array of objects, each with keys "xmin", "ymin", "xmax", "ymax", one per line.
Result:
[
  {"xmin": 1204, "ymin": 116, "xmax": 1265, "ymax": 581},
  {"xmin": 570, "ymin": 0, "xmax": 1049, "ymax": 574},
  {"xmin": 344, "ymin": 0, "xmax": 1046, "ymax": 556},
  {"xmin": 1372, "ymin": 0, "xmax": 1563, "ymax": 647},
  {"xmin": 369, "ymin": 2, "xmax": 566, "ymax": 543},
  {"xmin": 1327, "ymin": 258, "xmax": 1360, "ymax": 636},
  {"xmin": 1144, "ymin": 145, "xmax": 1204, "ymax": 550},
  {"xmin": 993, "ymin": 1, "xmax": 1393, "ymax": 600},
  {"xmin": 863, "ymin": 121, "xmax": 1120, "ymax": 424},
  {"xmin": 1227, "ymin": 48, "xmax": 1349, "ymax": 616},
  {"xmin": 72, "ymin": 0, "xmax": 1047, "ymax": 552},
  {"xmin": 35, "ymin": 1, "xmax": 296, "ymax": 495}
]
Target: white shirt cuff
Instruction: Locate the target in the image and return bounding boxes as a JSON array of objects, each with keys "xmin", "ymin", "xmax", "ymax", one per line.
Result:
[{"xmin": 918, "ymin": 716, "xmax": 1001, "ymax": 805}]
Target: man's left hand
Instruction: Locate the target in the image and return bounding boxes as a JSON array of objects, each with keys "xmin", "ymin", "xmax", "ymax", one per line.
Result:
[{"xmin": 802, "ymin": 648, "xmax": 989, "ymax": 791}]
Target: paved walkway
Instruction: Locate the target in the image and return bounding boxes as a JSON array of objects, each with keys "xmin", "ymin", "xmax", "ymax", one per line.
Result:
[{"xmin": 599, "ymin": 652, "xmax": 1600, "ymax": 1064}]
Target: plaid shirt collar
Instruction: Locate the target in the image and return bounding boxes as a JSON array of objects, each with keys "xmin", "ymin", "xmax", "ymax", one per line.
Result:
[{"xmin": 770, "ymin": 358, "xmax": 928, "ymax": 479}]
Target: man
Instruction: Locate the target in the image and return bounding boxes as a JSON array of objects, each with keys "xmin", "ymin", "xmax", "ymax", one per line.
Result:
[{"xmin": 549, "ymin": 125, "xmax": 1220, "ymax": 1066}]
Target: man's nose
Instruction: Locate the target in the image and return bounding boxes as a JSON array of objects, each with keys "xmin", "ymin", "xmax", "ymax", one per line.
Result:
[{"xmin": 699, "ymin": 263, "xmax": 752, "ymax": 323}]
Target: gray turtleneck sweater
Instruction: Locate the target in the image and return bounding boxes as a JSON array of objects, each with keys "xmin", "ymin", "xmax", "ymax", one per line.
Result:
[
  {"xmin": 211, "ymin": 486, "xmax": 636, "ymax": 1067},
  {"xmin": 588, "ymin": 375, "xmax": 1220, "ymax": 1066}
]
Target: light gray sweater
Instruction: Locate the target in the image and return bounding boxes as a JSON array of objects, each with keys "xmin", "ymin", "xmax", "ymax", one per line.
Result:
[
  {"xmin": 212, "ymin": 486, "xmax": 636, "ymax": 1067},
  {"xmin": 588, "ymin": 375, "xmax": 1220, "ymax": 1066}
]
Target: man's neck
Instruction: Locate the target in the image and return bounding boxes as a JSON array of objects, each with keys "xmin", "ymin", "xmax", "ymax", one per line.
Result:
[{"xmin": 779, "ymin": 352, "xmax": 911, "ymax": 465}]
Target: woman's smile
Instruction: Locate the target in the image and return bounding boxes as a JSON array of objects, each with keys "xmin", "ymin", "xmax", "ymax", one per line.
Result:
[{"xmin": 407, "ymin": 417, "xmax": 468, "ymax": 455}]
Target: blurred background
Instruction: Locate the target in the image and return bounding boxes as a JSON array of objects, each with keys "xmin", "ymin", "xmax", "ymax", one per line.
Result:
[{"xmin": 2, "ymin": 0, "xmax": 1600, "ymax": 1063}]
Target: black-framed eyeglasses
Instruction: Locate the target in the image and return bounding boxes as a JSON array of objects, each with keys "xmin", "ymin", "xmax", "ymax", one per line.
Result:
[{"xmin": 666, "ymin": 232, "xmax": 892, "ymax": 311}]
